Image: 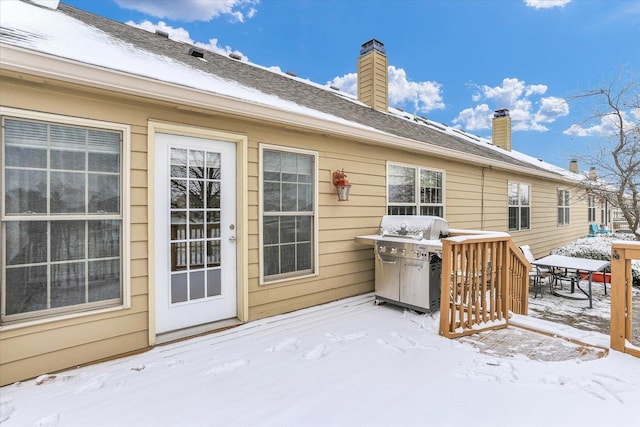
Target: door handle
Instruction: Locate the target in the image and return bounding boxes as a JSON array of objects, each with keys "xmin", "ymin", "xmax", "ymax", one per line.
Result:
[{"xmin": 229, "ymin": 236, "xmax": 236, "ymax": 242}]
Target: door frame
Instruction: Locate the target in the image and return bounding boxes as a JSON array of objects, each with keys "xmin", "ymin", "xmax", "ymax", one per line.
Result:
[{"xmin": 147, "ymin": 120, "xmax": 248, "ymax": 346}]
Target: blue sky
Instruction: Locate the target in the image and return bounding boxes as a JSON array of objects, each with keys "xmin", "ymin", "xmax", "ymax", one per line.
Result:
[{"xmin": 62, "ymin": 0, "xmax": 639, "ymax": 169}]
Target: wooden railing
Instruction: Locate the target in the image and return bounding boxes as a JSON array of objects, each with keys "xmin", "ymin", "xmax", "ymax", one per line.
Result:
[
  {"xmin": 610, "ymin": 242, "xmax": 640, "ymax": 358},
  {"xmin": 439, "ymin": 230, "xmax": 530, "ymax": 339}
]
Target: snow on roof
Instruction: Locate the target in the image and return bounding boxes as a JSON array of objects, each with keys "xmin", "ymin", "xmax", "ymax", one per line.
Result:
[
  {"xmin": 388, "ymin": 106, "xmax": 585, "ymax": 181},
  {"xmin": 0, "ymin": 1, "xmax": 381, "ymax": 134},
  {"xmin": 0, "ymin": 1, "xmax": 579, "ymax": 180}
]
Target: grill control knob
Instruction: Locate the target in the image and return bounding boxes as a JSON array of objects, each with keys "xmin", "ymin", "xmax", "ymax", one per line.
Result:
[
  {"xmin": 400, "ymin": 249, "xmax": 407, "ymax": 255},
  {"xmin": 379, "ymin": 246, "xmax": 386, "ymax": 253},
  {"xmin": 415, "ymin": 250, "xmax": 421, "ymax": 257},
  {"xmin": 389, "ymin": 247, "xmax": 397, "ymax": 254}
]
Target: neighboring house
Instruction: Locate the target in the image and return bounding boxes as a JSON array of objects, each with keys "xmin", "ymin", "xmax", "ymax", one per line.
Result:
[{"xmin": 0, "ymin": 1, "xmax": 594, "ymax": 385}]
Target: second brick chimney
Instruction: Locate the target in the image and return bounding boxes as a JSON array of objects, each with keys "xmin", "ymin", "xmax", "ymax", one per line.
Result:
[{"xmin": 358, "ymin": 39, "xmax": 388, "ymax": 112}]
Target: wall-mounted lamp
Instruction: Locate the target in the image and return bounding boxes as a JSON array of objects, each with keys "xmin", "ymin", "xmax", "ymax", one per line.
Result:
[{"xmin": 333, "ymin": 169, "xmax": 352, "ymax": 201}]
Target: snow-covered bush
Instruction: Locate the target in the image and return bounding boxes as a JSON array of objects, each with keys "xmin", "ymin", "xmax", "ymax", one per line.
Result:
[{"xmin": 550, "ymin": 233, "xmax": 640, "ymax": 287}]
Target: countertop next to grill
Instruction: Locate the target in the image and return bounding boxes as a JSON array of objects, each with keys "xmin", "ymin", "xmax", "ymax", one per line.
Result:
[{"xmin": 354, "ymin": 235, "xmax": 443, "ymax": 249}]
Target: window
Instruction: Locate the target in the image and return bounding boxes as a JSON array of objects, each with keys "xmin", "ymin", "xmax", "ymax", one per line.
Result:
[
  {"xmin": 508, "ymin": 182, "xmax": 530, "ymax": 231},
  {"xmin": 260, "ymin": 145, "xmax": 317, "ymax": 283},
  {"xmin": 558, "ymin": 189, "xmax": 571, "ymax": 225},
  {"xmin": 2, "ymin": 113, "xmax": 127, "ymax": 323},
  {"xmin": 387, "ymin": 163, "xmax": 444, "ymax": 216},
  {"xmin": 588, "ymin": 195, "xmax": 597, "ymax": 222}
]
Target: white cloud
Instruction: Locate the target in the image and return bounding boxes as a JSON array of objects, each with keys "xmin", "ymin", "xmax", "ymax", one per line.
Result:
[
  {"xmin": 114, "ymin": 0, "xmax": 259, "ymax": 22},
  {"xmin": 327, "ymin": 66, "xmax": 445, "ymax": 113},
  {"xmin": 524, "ymin": 0, "xmax": 571, "ymax": 9},
  {"xmin": 535, "ymin": 96, "xmax": 570, "ymax": 122},
  {"xmin": 452, "ymin": 104, "xmax": 492, "ymax": 131},
  {"xmin": 455, "ymin": 77, "xmax": 569, "ymax": 133},
  {"xmin": 327, "ymin": 72, "xmax": 358, "ymax": 97},
  {"xmin": 564, "ymin": 111, "xmax": 637, "ymax": 137},
  {"xmin": 127, "ymin": 20, "xmax": 248, "ymax": 60}
]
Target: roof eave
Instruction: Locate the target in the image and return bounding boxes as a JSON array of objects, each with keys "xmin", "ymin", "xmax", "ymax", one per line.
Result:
[{"xmin": 0, "ymin": 44, "xmax": 569, "ymax": 182}]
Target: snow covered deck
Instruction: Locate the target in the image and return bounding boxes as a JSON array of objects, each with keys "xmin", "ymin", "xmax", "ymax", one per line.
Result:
[{"xmin": 1, "ymin": 293, "xmax": 638, "ymax": 426}]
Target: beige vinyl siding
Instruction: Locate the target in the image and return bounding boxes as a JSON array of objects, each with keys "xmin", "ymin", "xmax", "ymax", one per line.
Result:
[{"xmin": 0, "ymin": 69, "xmax": 593, "ymax": 384}]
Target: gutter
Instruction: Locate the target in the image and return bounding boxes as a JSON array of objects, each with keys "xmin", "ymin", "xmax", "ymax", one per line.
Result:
[{"xmin": 0, "ymin": 44, "xmax": 570, "ymax": 182}]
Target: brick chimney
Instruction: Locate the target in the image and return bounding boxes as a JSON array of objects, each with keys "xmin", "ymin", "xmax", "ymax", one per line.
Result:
[
  {"xmin": 569, "ymin": 159, "xmax": 578, "ymax": 173},
  {"xmin": 492, "ymin": 109, "xmax": 511, "ymax": 151},
  {"xmin": 358, "ymin": 39, "xmax": 388, "ymax": 112},
  {"xmin": 589, "ymin": 166, "xmax": 597, "ymax": 180}
]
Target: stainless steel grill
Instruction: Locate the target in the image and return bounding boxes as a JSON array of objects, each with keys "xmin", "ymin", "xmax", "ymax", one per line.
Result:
[{"xmin": 355, "ymin": 215, "xmax": 448, "ymax": 313}]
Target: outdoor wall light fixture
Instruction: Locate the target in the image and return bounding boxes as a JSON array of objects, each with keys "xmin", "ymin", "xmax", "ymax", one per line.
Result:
[{"xmin": 333, "ymin": 169, "xmax": 352, "ymax": 201}]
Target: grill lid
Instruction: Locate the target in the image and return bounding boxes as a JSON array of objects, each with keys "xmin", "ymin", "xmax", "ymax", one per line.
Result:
[{"xmin": 379, "ymin": 215, "xmax": 449, "ymax": 241}]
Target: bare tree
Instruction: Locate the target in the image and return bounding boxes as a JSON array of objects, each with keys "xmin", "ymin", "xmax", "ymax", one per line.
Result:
[{"xmin": 568, "ymin": 70, "xmax": 640, "ymax": 240}]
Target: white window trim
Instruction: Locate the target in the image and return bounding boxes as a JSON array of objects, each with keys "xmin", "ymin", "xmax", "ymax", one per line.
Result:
[
  {"xmin": 558, "ymin": 188, "xmax": 571, "ymax": 226},
  {"xmin": 0, "ymin": 107, "xmax": 131, "ymax": 328},
  {"xmin": 258, "ymin": 143, "xmax": 318, "ymax": 285},
  {"xmin": 588, "ymin": 194, "xmax": 597, "ymax": 223},
  {"xmin": 508, "ymin": 180, "xmax": 531, "ymax": 231},
  {"xmin": 386, "ymin": 161, "xmax": 446, "ymax": 216}
]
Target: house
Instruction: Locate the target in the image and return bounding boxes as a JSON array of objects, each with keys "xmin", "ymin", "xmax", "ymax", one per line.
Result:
[{"xmin": 0, "ymin": 1, "xmax": 595, "ymax": 385}]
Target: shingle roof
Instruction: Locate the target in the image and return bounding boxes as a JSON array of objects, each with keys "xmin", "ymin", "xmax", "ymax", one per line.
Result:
[{"xmin": 6, "ymin": 2, "xmax": 564, "ymax": 177}]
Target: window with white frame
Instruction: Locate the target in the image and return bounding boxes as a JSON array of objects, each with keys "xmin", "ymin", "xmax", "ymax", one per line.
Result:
[
  {"xmin": 1, "ymin": 113, "xmax": 127, "ymax": 323},
  {"xmin": 558, "ymin": 189, "xmax": 571, "ymax": 225},
  {"xmin": 508, "ymin": 181, "xmax": 530, "ymax": 231},
  {"xmin": 387, "ymin": 163, "xmax": 444, "ymax": 216},
  {"xmin": 260, "ymin": 146, "xmax": 316, "ymax": 282},
  {"xmin": 588, "ymin": 194, "xmax": 597, "ymax": 222}
]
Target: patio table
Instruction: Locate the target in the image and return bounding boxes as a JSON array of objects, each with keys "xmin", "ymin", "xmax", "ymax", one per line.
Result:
[{"xmin": 531, "ymin": 254, "xmax": 610, "ymax": 308}]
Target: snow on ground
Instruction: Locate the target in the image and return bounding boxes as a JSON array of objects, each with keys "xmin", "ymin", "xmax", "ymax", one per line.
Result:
[{"xmin": 1, "ymin": 293, "xmax": 639, "ymax": 427}]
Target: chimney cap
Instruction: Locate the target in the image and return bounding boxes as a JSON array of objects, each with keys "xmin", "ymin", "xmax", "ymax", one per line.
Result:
[
  {"xmin": 493, "ymin": 109, "xmax": 510, "ymax": 118},
  {"xmin": 360, "ymin": 39, "xmax": 386, "ymax": 56}
]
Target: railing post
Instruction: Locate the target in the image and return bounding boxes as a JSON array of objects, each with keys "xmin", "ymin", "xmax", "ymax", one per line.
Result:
[
  {"xmin": 610, "ymin": 242, "xmax": 640, "ymax": 357},
  {"xmin": 610, "ymin": 245, "xmax": 627, "ymax": 352},
  {"xmin": 439, "ymin": 239, "xmax": 453, "ymax": 337}
]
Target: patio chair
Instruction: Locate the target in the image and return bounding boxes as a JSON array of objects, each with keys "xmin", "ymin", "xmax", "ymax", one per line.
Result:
[
  {"xmin": 588, "ymin": 223, "xmax": 612, "ymax": 237},
  {"xmin": 519, "ymin": 245, "xmax": 552, "ymax": 298}
]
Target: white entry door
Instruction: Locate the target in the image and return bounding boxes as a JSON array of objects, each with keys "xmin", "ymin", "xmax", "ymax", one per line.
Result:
[{"xmin": 155, "ymin": 133, "xmax": 237, "ymax": 334}]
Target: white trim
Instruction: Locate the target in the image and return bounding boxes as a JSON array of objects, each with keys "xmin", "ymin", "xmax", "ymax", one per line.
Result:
[
  {"xmin": 147, "ymin": 120, "xmax": 248, "ymax": 346},
  {"xmin": 258, "ymin": 143, "xmax": 319, "ymax": 285},
  {"xmin": 0, "ymin": 106, "xmax": 131, "ymax": 328},
  {"xmin": 0, "ymin": 45, "xmax": 570, "ymax": 182},
  {"xmin": 507, "ymin": 180, "xmax": 532, "ymax": 232},
  {"xmin": 386, "ymin": 161, "xmax": 446, "ymax": 217},
  {"xmin": 557, "ymin": 188, "xmax": 572, "ymax": 226}
]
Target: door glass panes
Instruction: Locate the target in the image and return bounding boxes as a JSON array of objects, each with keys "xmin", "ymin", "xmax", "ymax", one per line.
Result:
[
  {"xmin": 2, "ymin": 118, "xmax": 123, "ymax": 320},
  {"xmin": 170, "ymin": 148, "xmax": 222, "ymax": 303}
]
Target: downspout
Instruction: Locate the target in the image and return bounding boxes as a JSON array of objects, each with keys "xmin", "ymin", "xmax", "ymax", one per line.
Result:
[{"xmin": 481, "ymin": 166, "xmax": 487, "ymax": 230}]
